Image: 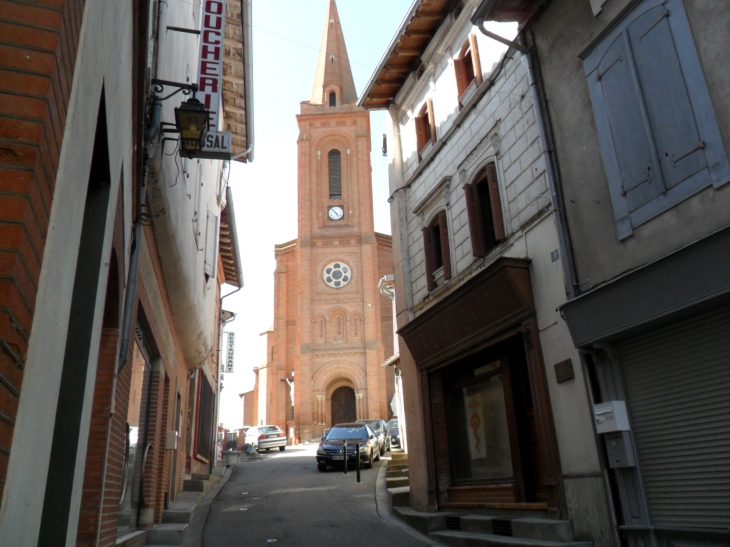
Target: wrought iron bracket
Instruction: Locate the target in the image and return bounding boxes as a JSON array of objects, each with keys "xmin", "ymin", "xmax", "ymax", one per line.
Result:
[{"xmin": 151, "ymin": 78, "xmax": 199, "ymax": 101}]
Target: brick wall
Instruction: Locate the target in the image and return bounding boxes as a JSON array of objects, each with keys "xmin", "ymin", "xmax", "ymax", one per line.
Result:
[
  {"xmin": 0, "ymin": 0, "xmax": 86, "ymax": 505},
  {"xmin": 77, "ymin": 328, "xmax": 119, "ymax": 547}
]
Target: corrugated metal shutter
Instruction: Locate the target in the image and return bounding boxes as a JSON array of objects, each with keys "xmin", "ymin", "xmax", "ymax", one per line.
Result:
[{"xmin": 618, "ymin": 306, "xmax": 730, "ymax": 528}]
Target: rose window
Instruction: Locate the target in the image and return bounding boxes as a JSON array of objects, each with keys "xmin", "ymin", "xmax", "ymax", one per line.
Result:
[{"xmin": 323, "ymin": 262, "xmax": 351, "ymax": 288}]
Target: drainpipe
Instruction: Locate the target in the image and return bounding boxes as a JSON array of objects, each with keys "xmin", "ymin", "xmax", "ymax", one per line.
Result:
[
  {"xmin": 118, "ymin": 0, "xmax": 168, "ymax": 370},
  {"xmin": 387, "ymin": 104, "xmax": 414, "ymax": 322},
  {"xmin": 520, "ymin": 28, "xmax": 621, "ymax": 546}
]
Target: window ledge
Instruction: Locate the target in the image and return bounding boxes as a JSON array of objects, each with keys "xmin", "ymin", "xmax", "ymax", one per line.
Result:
[
  {"xmin": 418, "ymin": 139, "xmax": 435, "ymax": 161},
  {"xmin": 433, "ymin": 266, "xmax": 445, "ymax": 287},
  {"xmin": 459, "ymin": 80, "xmax": 477, "ymax": 106}
]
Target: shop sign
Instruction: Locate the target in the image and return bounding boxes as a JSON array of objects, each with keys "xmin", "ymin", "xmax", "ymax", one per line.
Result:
[
  {"xmin": 225, "ymin": 332, "xmax": 235, "ymax": 373},
  {"xmin": 198, "ymin": 0, "xmax": 227, "ymax": 129}
]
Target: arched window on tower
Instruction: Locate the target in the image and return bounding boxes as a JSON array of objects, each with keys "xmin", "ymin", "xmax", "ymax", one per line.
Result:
[
  {"xmin": 329, "ymin": 92, "xmax": 337, "ymax": 107},
  {"xmin": 328, "ymin": 149, "xmax": 342, "ymax": 199}
]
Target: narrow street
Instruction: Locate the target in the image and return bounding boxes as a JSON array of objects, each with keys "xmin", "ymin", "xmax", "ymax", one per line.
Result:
[{"xmin": 196, "ymin": 446, "xmax": 431, "ymax": 547}]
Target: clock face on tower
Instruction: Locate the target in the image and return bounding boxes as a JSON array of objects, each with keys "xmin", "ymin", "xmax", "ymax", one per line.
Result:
[
  {"xmin": 328, "ymin": 206, "xmax": 344, "ymax": 220},
  {"xmin": 323, "ymin": 262, "xmax": 351, "ymax": 288}
]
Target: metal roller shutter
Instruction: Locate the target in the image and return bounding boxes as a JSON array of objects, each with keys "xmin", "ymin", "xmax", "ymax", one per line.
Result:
[{"xmin": 618, "ymin": 306, "xmax": 730, "ymax": 528}]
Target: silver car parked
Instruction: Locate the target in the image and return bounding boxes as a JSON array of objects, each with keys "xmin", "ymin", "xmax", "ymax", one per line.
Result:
[{"xmin": 245, "ymin": 425, "xmax": 287, "ymax": 452}]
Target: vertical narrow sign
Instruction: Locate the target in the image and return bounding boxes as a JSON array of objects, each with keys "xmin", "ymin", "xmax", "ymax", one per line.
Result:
[
  {"xmin": 225, "ymin": 332, "xmax": 235, "ymax": 373},
  {"xmin": 198, "ymin": 0, "xmax": 227, "ymax": 129}
]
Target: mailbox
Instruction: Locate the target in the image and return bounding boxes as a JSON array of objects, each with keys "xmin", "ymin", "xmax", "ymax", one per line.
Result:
[{"xmin": 593, "ymin": 400, "xmax": 630, "ymax": 434}]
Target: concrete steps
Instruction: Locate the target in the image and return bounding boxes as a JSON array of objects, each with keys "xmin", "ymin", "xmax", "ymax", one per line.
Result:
[
  {"xmin": 142, "ymin": 471, "xmax": 222, "ymax": 547},
  {"xmin": 386, "ymin": 451, "xmax": 591, "ymax": 547},
  {"xmin": 145, "ymin": 523, "xmax": 189, "ymax": 545},
  {"xmin": 386, "ymin": 476, "xmax": 410, "ymax": 489},
  {"xmin": 392, "ymin": 507, "xmax": 592, "ymax": 547},
  {"xmin": 430, "ymin": 530, "xmax": 592, "ymax": 547}
]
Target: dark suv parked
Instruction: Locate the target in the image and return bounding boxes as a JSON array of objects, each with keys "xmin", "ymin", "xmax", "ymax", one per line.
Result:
[{"xmin": 316, "ymin": 423, "xmax": 379, "ymax": 472}]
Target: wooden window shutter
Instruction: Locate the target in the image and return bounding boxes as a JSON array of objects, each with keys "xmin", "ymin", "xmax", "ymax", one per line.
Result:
[
  {"xmin": 204, "ymin": 210, "xmax": 218, "ymax": 279},
  {"xmin": 427, "ymin": 99, "xmax": 437, "ymax": 143},
  {"xmin": 438, "ymin": 210, "xmax": 452, "ymax": 280},
  {"xmin": 468, "ymin": 34, "xmax": 483, "ymax": 85},
  {"xmin": 422, "ymin": 227, "xmax": 436, "ymax": 291},
  {"xmin": 485, "ymin": 162, "xmax": 505, "ymax": 241},
  {"xmin": 464, "ymin": 183, "xmax": 487, "ymax": 257},
  {"xmin": 454, "ymin": 58, "xmax": 468, "ymax": 97},
  {"xmin": 415, "ymin": 116, "xmax": 427, "ymax": 153}
]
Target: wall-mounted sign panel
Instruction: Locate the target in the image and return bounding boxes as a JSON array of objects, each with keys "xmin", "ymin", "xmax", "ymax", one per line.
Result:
[
  {"xmin": 187, "ymin": 130, "xmax": 232, "ymax": 160},
  {"xmin": 198, "ymin": 0, "xmax": 227, "ymax": 129},
  {"xmin": 225, "ymin": 331, "xmax": 235, "ymax": 373}
]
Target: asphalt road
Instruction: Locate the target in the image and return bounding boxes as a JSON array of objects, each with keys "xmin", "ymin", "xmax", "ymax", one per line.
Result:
[{"xmin": 199, "ymin": 444, "xmax": 432, "ymax": 547}]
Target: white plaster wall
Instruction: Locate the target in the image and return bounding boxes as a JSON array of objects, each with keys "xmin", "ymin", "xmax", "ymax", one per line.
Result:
[
  {"xmin": 0, "ymin": 1, "xmax": 135, "ymax": 544},
  {"xmin": 147, "ymin": 2, "xmax": 225, "ymax": 368},
  {"xmin": 389, "ymin": 2, "xmax": 601, "ymax": 481},
  {"xmin": 402, "ymin": 52, "xmax": 550, "ymax": 304}
]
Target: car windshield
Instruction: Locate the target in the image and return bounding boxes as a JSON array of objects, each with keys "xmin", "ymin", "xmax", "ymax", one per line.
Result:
[
  {"xmin": 326, "ymin": 426, "xmax": 368, "ymax": 440},
  {"xmin": 358, "ymin": 420, "xmax": 381, "ymax": 431},
  {"xmin": 386, "ymin": 420, "xmax": 398, "ymax": 430},
  {"xmin": 258, "ymin": 426, "xmax": 280, "ymax": 434}
]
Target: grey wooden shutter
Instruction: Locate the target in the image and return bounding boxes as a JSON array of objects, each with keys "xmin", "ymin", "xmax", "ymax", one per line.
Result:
[
  {"xmin": 618, "ymin": 306, "xmax": 730, "ymax": 528},
  {"xmin": 593, "ymin": 35, "xmax": 664, "ymax": 214},
  {"xmin": 204, "ymin": 210, "xmax": 217, "ymax": 278},
  {"xmin": 328, "ymin": 150, "xmax": 341, "ymax": 198},
  {"xmin": 627, "ymin": 6, "xmax": 706, "ymax": 191},
  {"xmin": 437, "ymin": 210, "xmax": 451, "ymax": 281},
  {"xmin": 485, "ymin": 162, "xmax": 505, "ymax": 242},
  {"xmin": 583, "ymin": 0, "xmax": 730, "ymax": 239},
  {"xmin": 422, "ymin": 227, "xmax": 436, "ymax": 292},
  {"xmin": 464, "ymin": 183, "xmax": 487, "ymax": 257}
]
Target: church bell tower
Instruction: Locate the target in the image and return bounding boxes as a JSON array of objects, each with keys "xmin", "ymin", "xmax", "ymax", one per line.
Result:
[{"xmin": 263, "ymin": 0, "xmax": 394, "ymax": 442}]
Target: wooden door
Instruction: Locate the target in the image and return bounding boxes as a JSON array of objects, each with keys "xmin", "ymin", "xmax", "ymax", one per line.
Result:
[{"xmin": 331, "ymin": 387, "xmax": 356, "ymax": 425}]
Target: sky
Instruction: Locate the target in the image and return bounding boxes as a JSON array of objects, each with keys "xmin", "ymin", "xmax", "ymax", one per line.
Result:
[{"xmin": 217, "ymin": 0, "xmax": 413, "ymax": 429}]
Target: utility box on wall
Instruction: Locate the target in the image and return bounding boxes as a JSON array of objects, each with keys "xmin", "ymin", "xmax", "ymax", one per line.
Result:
[
  {"xmin": 594, "ymin": 400, "xmax": 631, "ymax": 434},
  {"xmin": 594, "ymin": 401, "xmax": 636, "ymax": 468},
  {"xmin": 604, "ymin": 431, "xmax": 636, "ymax": 468}
]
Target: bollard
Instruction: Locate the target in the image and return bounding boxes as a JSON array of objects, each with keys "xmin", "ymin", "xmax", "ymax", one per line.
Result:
[
  {"xmin": 343, "ymin": 440, "xmax": 348, "ymax": 475},
  {"xmin": 356, "ymin": 443, "xmax": 361, "ymax": 483}
]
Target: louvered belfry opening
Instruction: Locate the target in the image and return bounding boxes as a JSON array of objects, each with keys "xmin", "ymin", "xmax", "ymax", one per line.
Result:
[{"xmin": 328, "ymin": 149, "xmax": 342, "ymax": 198}]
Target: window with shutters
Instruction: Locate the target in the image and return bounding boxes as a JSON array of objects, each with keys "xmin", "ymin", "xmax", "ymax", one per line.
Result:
[
  {"xmin": 582, "ymin": 0, "xmax": 729, "ymax": 240},
  {"xmin": 204, "ymin": 209, "xmax": 218, "ymax": 280},
  {"xmin": 328, "ymin": 149, "xmax": 342, "ymax": 198},
  {"xmin": 415, "ymin": 100, "xmax": 436, "ymax": 161},
  {"xmin": 464, "ymin": 162, "xmax": 505, "ymax": 257},
  {"xmin": 422, "ymin": 210, "xmax": 452, "ymax": 292},
  {"xmin": 454, "ymin": 35, "xmax": 482, "ymax": 103}
]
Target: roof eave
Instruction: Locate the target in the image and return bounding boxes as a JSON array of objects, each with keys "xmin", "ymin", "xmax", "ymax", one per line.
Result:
[{"xmin": 357, "ymin": 0, "xmax": 424, "ymax": 110}]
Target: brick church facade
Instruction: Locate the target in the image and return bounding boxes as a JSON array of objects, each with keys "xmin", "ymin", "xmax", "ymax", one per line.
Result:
[{"xmin": 259, "ymin": 0, "xmax": 395, "ymax": 442}]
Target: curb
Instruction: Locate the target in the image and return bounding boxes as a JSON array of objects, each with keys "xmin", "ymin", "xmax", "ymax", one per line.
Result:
[
  {"xmin": 374, "ymin": 457, "xmax": 445, "ymax": 547},
  {"xmin": 183, "ymin": 465, "xmax": 234, "ymax": 547}
]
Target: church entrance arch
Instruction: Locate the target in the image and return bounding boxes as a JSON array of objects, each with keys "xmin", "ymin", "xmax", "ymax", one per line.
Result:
[{"xmin": 331, "ymin": 386, "xmax": 356, "ymax": 425}]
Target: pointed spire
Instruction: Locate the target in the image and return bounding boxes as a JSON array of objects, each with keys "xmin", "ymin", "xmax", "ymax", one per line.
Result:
[{"xmin": 310, "ymin": 0, "xmax": 357, "ymax": 105}]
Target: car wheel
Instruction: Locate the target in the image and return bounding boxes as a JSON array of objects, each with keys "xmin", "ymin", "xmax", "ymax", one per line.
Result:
[
  {"xmin": 317, "ymin": 462, "xmax": 327, "ymax": 472},
  {"xmin": 279, "ymin": 446, "xmax": 285, "ymax": 452},
  {"xmin": 379, "ymin": 443, "xmax": 385, "ymax": 456},
  {"xmin": 365, "ymin": 449, "xmax": 373, "ymax": 469},
  {"xmin": 374, "ymin": 447, "xmax": 380, "ymax": 462}
]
